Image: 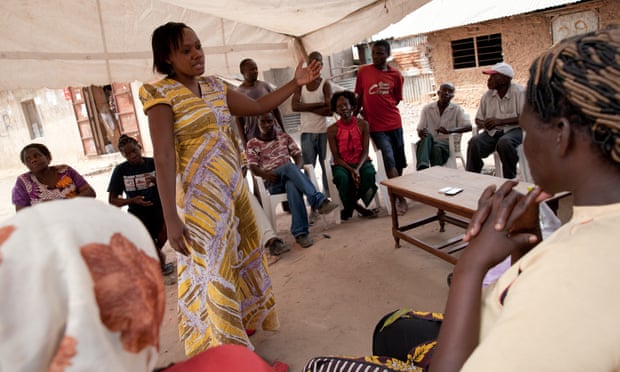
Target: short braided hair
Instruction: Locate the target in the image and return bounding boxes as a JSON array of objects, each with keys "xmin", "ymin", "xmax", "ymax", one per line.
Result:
[{"xmin": 526, "ymin": 26, "xmax": 620, "ymax": 165}]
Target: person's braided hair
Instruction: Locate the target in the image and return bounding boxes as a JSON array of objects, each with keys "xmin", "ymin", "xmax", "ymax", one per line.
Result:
[{"xmin": 526, "ymin": 26, "xmax": 620, "ymax": 165}]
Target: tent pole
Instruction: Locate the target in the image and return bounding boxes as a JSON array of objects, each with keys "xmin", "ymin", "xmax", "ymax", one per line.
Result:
[{"xmin": 95, "ymin": 0, "xmax": 113, "ymax": 85}]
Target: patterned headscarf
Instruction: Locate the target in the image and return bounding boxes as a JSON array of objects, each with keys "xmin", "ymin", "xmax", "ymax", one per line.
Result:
[{"xmin": 0, "ymin": 198, "xmax": 164, "ymax": 371}]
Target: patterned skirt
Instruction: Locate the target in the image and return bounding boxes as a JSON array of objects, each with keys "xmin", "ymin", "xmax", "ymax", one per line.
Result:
[
  {"xmin": 177, "ymin": 134, "xmax": 278, "ymax": 356},
  {"xmin": 303, "ymin": 310, "xmax": 443, "ymax": 372}
]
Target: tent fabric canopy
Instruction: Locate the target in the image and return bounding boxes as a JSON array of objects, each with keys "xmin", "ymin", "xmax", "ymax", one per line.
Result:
[{"xmin": 0, "ymin": 0, "xmax": 429, "ymax": 89}]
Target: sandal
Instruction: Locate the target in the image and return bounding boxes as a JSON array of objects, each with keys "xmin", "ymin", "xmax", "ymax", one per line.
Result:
[
  {"xmin": 358, "ymin": 209, "xmax": 378, "ymax": 219},
  {"xmin": 245, "ymin": 329, "xmax": 256, "ymax": 337},
  {"xmin": 266, "ymin": 238, "xmax": 290, "ymax": 256},
  {"xmin": 355, "ymin": 204, "xmax": 378, "ymax": 219},
  {"xmin": 267, "ymin": 254, "xmax": 281, "ymax": 266},
  {"xmin": 396, "ymin": 198, "xmax": 408, "ymax": 216},
  {"xmin": 271, "ymin": 360, "xmax": 289, "ymax": 372},
  {"xmin": 161, "ymin": 262, "xmax": 175, "ymax": 276}
]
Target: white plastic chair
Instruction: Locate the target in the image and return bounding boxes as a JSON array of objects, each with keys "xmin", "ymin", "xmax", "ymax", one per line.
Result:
[
  {"xmin": 446, "ymin": 133, "xmax": 466, "ymax": 169},
  {"xmin": 322, "ymin": 156, "xmax": 343, "ymax": 217},
  {"xmin": 323, "ymin": 157, "xmax": 384, "ymax": 221},
  {"xmin": 473, "ymin": 126, "xmax": 531, "ymax": 181},
  {"xmin": 305, "ymin": 164, "xmax": 341, "ymax": 225},
  {"xmin": 368, "ymin": 149, "xmax": 391, "ymax": 216},
  {"xmin": 254, "ymin": 164, "xmax": 339, "ymax": 229},
  {"xmin": 411, "ymin": 133, "xmax": 466, "ymax": 170}
]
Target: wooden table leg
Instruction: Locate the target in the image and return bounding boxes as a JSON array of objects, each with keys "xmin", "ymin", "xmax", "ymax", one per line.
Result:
[
  {"xmin": 437, "ymin": 209, "xmax": 446, "ymax": 232},
  {"xmin": 389, "ymin": 189, "xmax": 401, "ymax": 248}
]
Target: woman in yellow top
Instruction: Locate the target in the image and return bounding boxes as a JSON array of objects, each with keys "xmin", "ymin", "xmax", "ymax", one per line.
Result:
[{"xmin": 140, "ymin": 22, "xmax": 320, "ymax": 357}]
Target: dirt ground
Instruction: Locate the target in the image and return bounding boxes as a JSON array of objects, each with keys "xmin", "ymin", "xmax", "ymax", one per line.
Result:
[
  {"xmin": 0, "ymin": 102, "xmax": 571, "ymax": 371},
  {"xmin": 154, "ymin": 192, "xmax": 572, "ymax": 371},
  {"xmin": 155, "ymin": 199, "xmax": 457, "ymax": 370}
]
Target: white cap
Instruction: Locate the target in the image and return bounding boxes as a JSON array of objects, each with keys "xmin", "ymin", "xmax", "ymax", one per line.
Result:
[{"xmin": 482, "ymin": 62, "xmax": 514, "ymax": 78}]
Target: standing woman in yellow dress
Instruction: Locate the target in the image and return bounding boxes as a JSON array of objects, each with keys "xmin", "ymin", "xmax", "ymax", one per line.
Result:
[{"xmin": 139, "ymin": 22, "xmax": 320, "ymax": 357}]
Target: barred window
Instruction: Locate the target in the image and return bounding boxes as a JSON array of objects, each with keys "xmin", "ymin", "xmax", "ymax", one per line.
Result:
[{"xmin": 451, "ymin": 33, "xmax": 503, "ymax": 69}]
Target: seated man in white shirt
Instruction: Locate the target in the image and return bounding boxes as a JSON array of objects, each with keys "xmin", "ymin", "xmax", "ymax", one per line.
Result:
[{"xmin": 415, "ymin": 82, "xmax": 471, "ymax": 170}]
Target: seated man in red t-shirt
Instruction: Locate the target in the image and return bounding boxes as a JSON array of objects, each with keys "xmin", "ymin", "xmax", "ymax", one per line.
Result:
[{"xmin": 246, "ymin": 113, "xmax": 339, "ymax": 248}]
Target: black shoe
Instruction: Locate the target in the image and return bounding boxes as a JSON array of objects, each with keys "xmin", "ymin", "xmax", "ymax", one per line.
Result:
[
  {"xmin": 295, "ymin": 234, "xmax": 313, "ymax": 248},
  {"xmin": 340, "ymin": 210, "xmax": 352, "ymax": 221}
]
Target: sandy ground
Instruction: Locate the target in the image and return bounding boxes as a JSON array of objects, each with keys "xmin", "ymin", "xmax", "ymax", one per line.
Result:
[
  {"xmin": 155, "ymin": 201, "xmax": 459, "ymax": 370},
  {"xmin": 2, "ymin": 102, "xmax": 565, "ymax": 371}
]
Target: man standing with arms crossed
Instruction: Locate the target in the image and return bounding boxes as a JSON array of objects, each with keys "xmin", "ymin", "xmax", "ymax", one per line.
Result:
[
  {"xmin": 292, "ymin": 51, "xmax": 333, "ymax": 222},
  {"xmin": 355, "ymin": 40, "xmax": 408, "ymax": 215}
]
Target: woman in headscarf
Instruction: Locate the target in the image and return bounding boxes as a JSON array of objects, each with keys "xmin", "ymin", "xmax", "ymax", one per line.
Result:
[{"xmin": 0, "ymin": 198, "xmax": 287, "ymax": 371}]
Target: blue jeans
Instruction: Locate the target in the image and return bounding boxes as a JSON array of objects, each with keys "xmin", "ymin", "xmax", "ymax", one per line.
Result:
[
  {"xmin": 301, "ymin": 132, "xmax": 329, "ymax": 197},
  {"xmin": 266, "ymin": 163, "xmax": 327, "ymax": 237},
  {"xmin": 370, "ymin": 128, "xmax": 407, "ymax": 176}
]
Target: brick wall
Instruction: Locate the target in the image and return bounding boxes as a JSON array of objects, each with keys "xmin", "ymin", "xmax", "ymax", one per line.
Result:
[{"xmin": 425, "ymin": 0, "xmax": 619, "ymax": 112}]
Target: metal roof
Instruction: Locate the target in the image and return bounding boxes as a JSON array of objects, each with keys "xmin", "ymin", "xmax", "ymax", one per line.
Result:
[{"xmin": 373, "ymin": 0, "xmax": 583, "ymax": 40}]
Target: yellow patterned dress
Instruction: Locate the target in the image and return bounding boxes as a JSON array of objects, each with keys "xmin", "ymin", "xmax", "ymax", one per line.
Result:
[{"xmin": 140, "ymin": 76, "xmax": 278, "ymax": 356}]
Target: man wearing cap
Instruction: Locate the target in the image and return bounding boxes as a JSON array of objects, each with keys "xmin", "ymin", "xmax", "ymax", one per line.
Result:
[{"xmin": 466, "ymin": 62, "xmax": 525, "ymax": 179}]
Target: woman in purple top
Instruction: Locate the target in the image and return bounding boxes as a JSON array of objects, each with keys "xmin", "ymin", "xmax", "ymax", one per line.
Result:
[{"xmin": 11, "ymin": 143, "xmax": 96, "ymax": 211}]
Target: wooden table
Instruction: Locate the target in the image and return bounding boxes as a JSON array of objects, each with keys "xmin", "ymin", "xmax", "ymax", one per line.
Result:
[{"xmin": 381, "ymin": 167, "xmax": 534, "ymax": 264}]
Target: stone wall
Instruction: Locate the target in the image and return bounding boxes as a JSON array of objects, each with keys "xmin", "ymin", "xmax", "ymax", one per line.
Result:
[{"xmin": 0, "ymin": 89, "xmax": 85, "ymax": 171}]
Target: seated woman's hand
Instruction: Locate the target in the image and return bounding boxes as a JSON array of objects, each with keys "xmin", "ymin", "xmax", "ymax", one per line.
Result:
[
  {"xmin": 461, "ymin": 181, "xmax": 542, "ymax": 270},
  {"xmin": 351, "ymin": 169, "xmax": 361, "ymax": 186}
]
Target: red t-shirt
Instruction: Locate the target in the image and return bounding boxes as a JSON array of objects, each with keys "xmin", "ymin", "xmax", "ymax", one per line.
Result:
[{"xmin": 354, "ymin": 64, "xmax": 404, "ymax": 132}]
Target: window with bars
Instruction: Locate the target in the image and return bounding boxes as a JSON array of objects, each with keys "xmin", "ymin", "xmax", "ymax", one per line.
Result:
[{"xmin": 451, "ymin": 33, "xmax": 503, "ymax": 69}]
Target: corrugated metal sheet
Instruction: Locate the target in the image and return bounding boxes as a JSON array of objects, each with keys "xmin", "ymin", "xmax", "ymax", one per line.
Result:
[
  {"xmin": 332, "ymin": 75, "xmax": 435, "ymax": 103},
  {"xmin": 402, "ymin": 74, "xmax": 436, "ymax": 103},
  {"xmin": 373, "ymin": 0, "xmax": 584, "ymax": 39},
  {"xmin": 391, "ymin": 38, "xmax": 434, "ymax": 77}
]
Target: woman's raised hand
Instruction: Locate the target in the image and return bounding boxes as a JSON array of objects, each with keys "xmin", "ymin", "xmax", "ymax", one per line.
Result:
[{"xmin": 294, "ymin": 60, "xmax": 322, "ymax": 86}]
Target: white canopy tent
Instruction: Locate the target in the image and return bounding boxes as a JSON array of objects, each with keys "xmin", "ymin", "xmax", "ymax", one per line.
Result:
[{"xmin": 0, "ymin": 0, "xmax": 430, "ymax": 89}]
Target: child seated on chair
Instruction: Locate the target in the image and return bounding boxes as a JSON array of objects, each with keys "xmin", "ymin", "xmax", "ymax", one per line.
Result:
[
  {"xmin": 247, "ymin": 112, "xmax": 339, "ymax": 248},
  {"xmin": 327, "ymin": 90, "xmax": 379, "ymax": 221}
]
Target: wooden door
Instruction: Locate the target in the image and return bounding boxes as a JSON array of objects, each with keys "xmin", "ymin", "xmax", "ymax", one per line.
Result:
[
  {"xmin": 111, "ymin": 82, "xmax": 141, "ymax": 145},
  {"xmin": 20, "ymin": 99, "xmax": 44, "ymax": 139},
  {"xmin": 91, "ymin": 85, "xmax": 121, "ymax": 153},
  {"xmin": 69, "ymin": 87, "xmax": 98, "ymax": 156}
]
